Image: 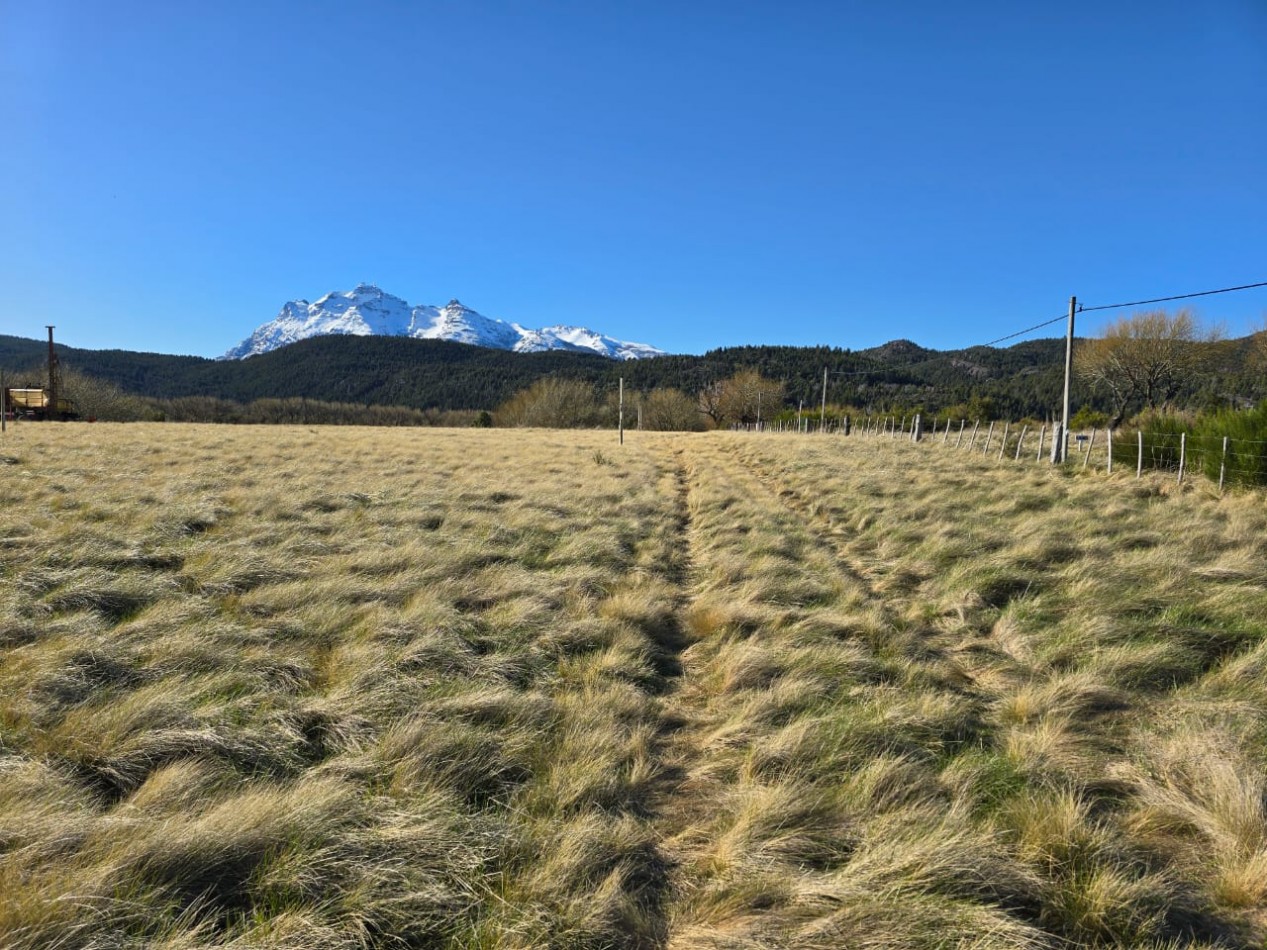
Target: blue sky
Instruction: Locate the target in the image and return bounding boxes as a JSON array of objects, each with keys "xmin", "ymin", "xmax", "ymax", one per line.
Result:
[{"xmin": 2, "ymin": 1, "xmax": 1265, "ymax": 358}]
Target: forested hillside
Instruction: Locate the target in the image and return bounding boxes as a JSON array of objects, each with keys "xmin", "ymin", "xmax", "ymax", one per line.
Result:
[{"xmin": 1, "ymin": 331, "xmax": 1259, "ymax": 418}]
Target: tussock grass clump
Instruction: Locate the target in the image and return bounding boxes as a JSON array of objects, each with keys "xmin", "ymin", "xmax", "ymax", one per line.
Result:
[{"xmin": 2, "ymin": 424, "xmax": 1265, "ymax": 947}]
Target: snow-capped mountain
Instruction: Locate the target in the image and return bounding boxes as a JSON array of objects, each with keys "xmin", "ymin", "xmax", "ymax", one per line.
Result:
[{"xmin": 224, "ymin": 284, "xmax": 664, "ymax": 360}]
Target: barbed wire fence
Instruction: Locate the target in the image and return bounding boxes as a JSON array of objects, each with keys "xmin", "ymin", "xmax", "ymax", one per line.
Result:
[
  {"xmin": 751, "ymin": 411, "xmax": 1267, "ymax": 494},
  {"xmin": 729, "ymin": 276, "xmax": 1267, "ymax": 491}
]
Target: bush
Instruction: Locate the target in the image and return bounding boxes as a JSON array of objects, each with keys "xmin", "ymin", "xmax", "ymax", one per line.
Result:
[
  {"xmin": 1106, "ymin": 405, "xmax": 1267, "ymax": 488},
  {"xmin": 1194, "ymin": 402, "xmax": 1267, "ymax": 487},
  {"xmin": 496, "ymin": 377, "xmax": 605, "ymax": 428},
  {"xmin": 1069, "ymin": 406, "xmax": 1109, "ymax": 430},
  {"xmin": 639, "ymin": 388, "xmax": 705, "ymax": 431},
  {"xmin": 60, "ymin": 367, "xmax": 158, "ymax": 422}
]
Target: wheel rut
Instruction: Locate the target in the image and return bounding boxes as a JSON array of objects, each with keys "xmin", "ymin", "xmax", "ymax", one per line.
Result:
[{"xmin": 633, "ymin": 444, "xmax": 708, "ymax": 949}]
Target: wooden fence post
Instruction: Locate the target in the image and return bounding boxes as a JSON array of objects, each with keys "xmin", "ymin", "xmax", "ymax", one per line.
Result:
[
  {"xmin": 1219, "ymin": 436, "xmax": 1229, "ymax": 492},
  {"xmin": 943, "ymin": 420, "xmax": 951, "ymax": 444},
  {"xmin": 1015, "ymin": 425, "xmax": 1027, "ymax": 461},
  {"xmin": 1137, "ymin": 431, "xmax": 1143, "ymax": 479},
  {"xmin": 1036, "ymin": 424, "xmax": 1045, "ymax": 462},
  {"xmin": 1178, "ymin": 432, "xmax": 1186, "ymax": 484},
  {"xmin": 998, "ymin": 422, "xmax": 1010, "ymax": 460},
  {"xmin": 968, "ymin": 419, "xmax": 980, "ymax": 451},
  {"xmin": 955, "ymin": 419, "xmax": 966, "ymax": 447},
  {"xmin": 982, "ymin": 421, "xmax": 995, "ymax": 454},
  {"xmin": 1107, "ymin": 428, "xmax": 1113, "ymax": 474},
  {"xmin": 1082, "ymin": 429, "xmax": 1095, "ymax": 470}
]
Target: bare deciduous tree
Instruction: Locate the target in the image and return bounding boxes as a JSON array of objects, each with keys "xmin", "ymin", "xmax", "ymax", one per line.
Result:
[
  {"xmin": 1075, "ymin": 309, "xmax": 1220, "ymax": 427},
  {"xmin": 640, "ymin": 388, "xmax": 704, "ymax": 431},
  {"xmin": 697, "ymin": 370, "xmax": 784, "ymax": 428}
]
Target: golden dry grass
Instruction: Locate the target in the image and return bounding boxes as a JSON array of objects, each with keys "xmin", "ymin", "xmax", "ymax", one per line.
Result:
[{"xmin": 1, "ymin": 422, "xmax": 1265, "ymax": 948}]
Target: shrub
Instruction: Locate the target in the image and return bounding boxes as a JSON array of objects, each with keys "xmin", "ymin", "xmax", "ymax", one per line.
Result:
[{"xmin": 496, "ymin": 377, "xmax": 605, "ymax": 428}]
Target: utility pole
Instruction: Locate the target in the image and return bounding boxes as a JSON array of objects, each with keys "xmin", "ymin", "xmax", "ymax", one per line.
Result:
[
  {"xmin": 820, "ymin": 367, "xmax": 828, "ymax": 433},
  {"xmin": 46, "ymin": 326, "xmax": 58, "ymax": 422},
  {"xmin": 1052, "ymin": 297, "xmax": 1075, "ymax": 462},
  {"xmin": 618, "ymin": 377, "xmax": 624, "ymax": 445}
]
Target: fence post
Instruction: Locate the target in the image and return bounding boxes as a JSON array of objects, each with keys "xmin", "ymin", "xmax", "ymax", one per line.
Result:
[
  {"xmin": 998, "ymin": 422, "xmax": 1010, "ymax": 460},
  {"xmin": 968, "ymin": 419, "xmax": 980, "ymax": 451},
  {"xmin": 1036, "ymin": 424, "xmax": 1045, "ymax": 462},
  {"xmin": 1107, "ymin": 428, "xmax": 1113, "ymax": 474},
  {"xmin": 1137, "ymin": 431, "xmax": 1143, "ymax": 479},
  {"xmin": 1082, "ymin": 429, "xmax": 1095, "ymax": 470},
  {"xmin": 1178, "ymin": 432, "xmax": 1186, "ymax": 484},
  {"xmin": 955, "ymin": 419, "xmax": 966, "ymax": 447},
  {"xmin": 1049, "ymin": 422, "xmax": 1063, "ymax": 464},
  {"xmin": 982, "ymin": 420, "xmax": 995, "ymax": 454},
  {"xmin": 943, "ymin": 419, "xmax": 951, "ymax": 444},
  {"xmin": 1015, "ymin": 425, "xmax": 1027, "ymax": 461}
]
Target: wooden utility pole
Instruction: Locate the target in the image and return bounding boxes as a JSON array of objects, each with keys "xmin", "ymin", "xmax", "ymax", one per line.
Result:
[
  {"xmin": 46, "ymin": 326, "xmax": 58, "ymax": 422},
  {"xmin": 820, "ymin": 367, "xmax": 828, "ymax": 433},
  {"xmin": 1052, "ymin": 297, "xmax": 1075, "ymax": 462},
  {"xmin": 618, "ymin": 377, "xmax": 624, "ymax": 445}
]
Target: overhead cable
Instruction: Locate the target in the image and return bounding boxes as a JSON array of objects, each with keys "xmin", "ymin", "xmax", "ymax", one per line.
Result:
[{"xmin": 1079, "ymin": 279, "xmax": 1267, "ymax": 314}]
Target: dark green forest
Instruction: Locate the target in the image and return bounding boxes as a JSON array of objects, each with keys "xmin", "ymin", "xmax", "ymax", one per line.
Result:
[{"xmin": 1, "ymin": 331, "xmax": 1260, "ymax": 421}]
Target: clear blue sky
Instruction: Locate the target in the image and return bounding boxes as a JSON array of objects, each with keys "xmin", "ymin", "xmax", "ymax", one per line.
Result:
[{"xmin": 3, "ymin": 1, "xmax": 1265, "ymax": 358}]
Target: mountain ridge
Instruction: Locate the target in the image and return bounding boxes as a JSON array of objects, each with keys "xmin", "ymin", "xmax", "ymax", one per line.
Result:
[{"xmin": 224, "ymin": 284, "xmax": 665, "ymax": 361}]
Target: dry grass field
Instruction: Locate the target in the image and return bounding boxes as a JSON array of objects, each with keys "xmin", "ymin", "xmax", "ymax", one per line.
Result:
[{"xmin": 2, "ymin": 423, "xmax": 1266, "ymax": 949}]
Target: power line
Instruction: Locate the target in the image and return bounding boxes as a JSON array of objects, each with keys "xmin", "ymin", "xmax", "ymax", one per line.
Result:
[
  {"xmin": 1079, "ymin": 279, "xmax": 1267, "ymax": 314},
  {"xmin": 823, "ymin": 278, "xmax": 1267, "ymax": 384},
  {"xmin": 977, "ymin": 314, "xmax": 1067, "ymax": 347}
]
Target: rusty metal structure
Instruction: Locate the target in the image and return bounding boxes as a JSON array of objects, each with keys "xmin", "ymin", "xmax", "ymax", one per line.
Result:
[{"xmin": 1, "ymin": 326, "xmax": 78, "ymax": 421}]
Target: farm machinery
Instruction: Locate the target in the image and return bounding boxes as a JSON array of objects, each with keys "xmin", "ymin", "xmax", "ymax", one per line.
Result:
[
  {"xmin": 2, "ymin": 387, "xmax": 78, "ymax": 421},
  {"xmin": 1, "ymin": 325, "xmax": 79, "ymax": 421}
]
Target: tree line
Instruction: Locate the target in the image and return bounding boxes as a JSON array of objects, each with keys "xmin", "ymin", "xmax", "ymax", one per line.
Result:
[{"xmin": 4, "ymin": 309, "xmax": 1264, "ymax": 428}]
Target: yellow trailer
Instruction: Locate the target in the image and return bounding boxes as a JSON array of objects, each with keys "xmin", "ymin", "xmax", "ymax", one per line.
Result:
[{"xmin": 3, "ymin": 388, "xmax": 78, "ymax": 421}]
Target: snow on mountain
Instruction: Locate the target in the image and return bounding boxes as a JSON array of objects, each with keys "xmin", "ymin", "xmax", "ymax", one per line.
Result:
[{"xmin": 224, "ymin": 284, "xmax": 664, "ymax": 360}]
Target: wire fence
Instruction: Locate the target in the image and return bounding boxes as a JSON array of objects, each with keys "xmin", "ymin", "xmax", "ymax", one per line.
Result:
[{"xmin": 749, "ymin": 413, "xmax": 1267, "ymax": 492}]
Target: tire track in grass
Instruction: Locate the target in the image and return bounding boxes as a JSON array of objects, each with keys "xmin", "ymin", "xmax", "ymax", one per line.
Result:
[
  {"xmin": 649, "ymin": 436, "xmax": 1034, "ymax": 947},
  {"xmin": 597, "ymin": 440, "xmax": 701, "ymax": 949},
  {"xmin": 724, "ymin": 437, "xmax": 1009, "ymax": 693},
  {"xmin": 643, "ymin": 437, "xmax": 897, "ymax": 946}
]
